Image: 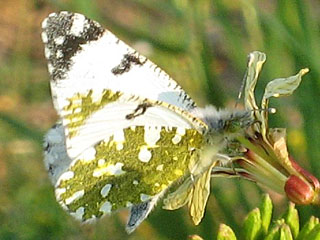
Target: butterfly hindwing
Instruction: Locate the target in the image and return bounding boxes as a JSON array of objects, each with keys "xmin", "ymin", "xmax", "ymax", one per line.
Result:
[
  {"xmin": 43, "ymin": 123, "xmax": 71, "ymax": 185},
  {"xmin": 55, "ymin": 124, "xmax": 204, "ymax": 222}
]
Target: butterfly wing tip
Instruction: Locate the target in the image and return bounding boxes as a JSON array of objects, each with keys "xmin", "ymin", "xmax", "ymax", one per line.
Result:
[{"xmin": 125, "ymin": 225, "xmax": 136, "ymax": 234}]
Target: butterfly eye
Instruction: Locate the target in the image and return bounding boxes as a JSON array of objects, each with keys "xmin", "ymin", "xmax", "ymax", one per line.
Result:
[{"xmin": 226, "ymin": 120, "xmax": 241, "ymax": 133}]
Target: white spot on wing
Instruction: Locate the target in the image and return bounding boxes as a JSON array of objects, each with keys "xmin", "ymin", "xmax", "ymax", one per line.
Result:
[
  {"xmin": 70, "ymin": 207, "xmax": 85, "ymax": 220},
  {"xmin": 54, "ymin": 36, "xmax": 65, "ymax": 45},
  {"xmin": 144, "ymin": 126, "xmax": 161, "ymax": 146},
  {"xmin": 156, "ymin": 164, "xmax": 163, "ymax": 171},
  {"xmin": 100, "ymin": 184, "xmax": 112, "ymax": 197},
  {"xmin": 44, "ymin": 47, "xmax": 51, "ymax": 59},
  {"xmin": 48, "ymin": 63, "xmax": 54, "ymax": 74},
  {"xmin": 65, "ymin": 189, "xmax": 85, "ymax": 205},
  {"xmin": 177, "ymin": 127, "xmax": 186, "ymax": 136},
  {"xmin": 130, "ymin": 126, "xmax": 136, "ymax": 131},
  {"xmin": 70, "ymin": 13, "xmax": 86, "ymax": 37},
  {"xmin": 48, "ymin": 12, "xmax": 57, "ymax": 18},
  {"xmin": 56, "ymin": 50, "xmax": 63, "ymax": 58},
  {"xmin": 171, "ymin": 134, "xmax": 182, "ymax": 144},
  {"xmin": 59, "ymin": 171, "xmax": 74, "ymax": 181},
  {"xmin": 98, "ymin": 159, "xmax": 105, "ymax": 166},
  {"xmin": 172, "ymin": 127, "xmax": 186, "ymax": 144},
  {"xmin": 55, "ymin": 188, "xmax": 66, "ymax": 199},
  {"xmin": 93, "ymin": 162, "xmax": 125, "ymax": 177},
  {"xmin": 138, "ymin": 146, "xmax": 152, "ymax": 163},
  {"xmin": 140, "ymin": 194, "xmax": 151, "ymax": 202},
  {"xmin": 107, "ymin": 162, "xmax": 125, "ymax": 175},
  {"xmin": 41, "ymin": 18, "xmax": 48, "ymax": 29},
  {"xmin": 100, "ymin": 200, "xmax": 112, "ymax": 214},
  {"xmin": 41, "ymin": 32, "xmax": 48, "ymax": 44},
  {"xmin": 116, "ymin": 143, "xmax": 123, "ymax": 151},
  {"xmin": 113, "ymin": 129, "xmax": 125, "ymax": 151}
]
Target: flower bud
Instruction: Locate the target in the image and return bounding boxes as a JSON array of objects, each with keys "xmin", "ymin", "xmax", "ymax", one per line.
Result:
[{"xmin": 285, "ymin": 175, "xmax": 314, "ymax": 205}]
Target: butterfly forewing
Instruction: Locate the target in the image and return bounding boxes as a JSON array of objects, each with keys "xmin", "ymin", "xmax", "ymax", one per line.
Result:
[
  {"xmin": 41, "ymin": 11, "xmax": 196, "ymax": 116},
  {"xmin": 61, "ymin": 89, "xmax": 206, "ymax": 159}
]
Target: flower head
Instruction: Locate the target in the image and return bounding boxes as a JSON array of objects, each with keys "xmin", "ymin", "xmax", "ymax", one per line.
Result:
[{"xmin": 216, "ymin": 51, "xmax": 320, "ymax": 205}]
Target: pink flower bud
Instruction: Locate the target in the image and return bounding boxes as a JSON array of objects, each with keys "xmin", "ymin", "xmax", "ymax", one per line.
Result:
[
  {"xmin": 290, "ymin": 157, "xmax": 320, "ymax": 190},
  {"xmin": 285, "ymin": 175, "xmax": 314, "ymax": 205}
]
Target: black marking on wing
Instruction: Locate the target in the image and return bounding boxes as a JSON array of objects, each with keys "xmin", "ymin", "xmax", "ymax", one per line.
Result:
[
  {"xmin": 111, "ymin": 53, "xmax": 147, "ymax": 75},
  {"xmin": 42, "ymin": 12, "xmax": 104, "ymax": 81},
  {"xmin": 43, "ymin": 141, "xmax": 51, "ymax": 152},
  {"xmin": 126, "ymin": 201, "xmax": 150, "ymax": 233},
  {"xmin": 125, "ymin": 102, "xmax": 153, "ymax": 120}
]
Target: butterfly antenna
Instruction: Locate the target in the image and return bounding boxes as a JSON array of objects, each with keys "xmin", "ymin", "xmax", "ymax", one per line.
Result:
[
  {"xmin": 235, "ymin": 69, "xmax": 248, "ymax": 108},
  {"xmin": 250, "ymin": 107, "xmax": 277, "ymax": 114}
]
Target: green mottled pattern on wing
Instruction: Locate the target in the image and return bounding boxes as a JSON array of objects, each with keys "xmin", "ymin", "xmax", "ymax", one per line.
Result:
[
  {"xmin": 56, "ymin": 126, "xmax": 203, "ymax": 221},
  {"xmin": 64, "ymin": 89, "xmax": 122, "ymax": 137}
]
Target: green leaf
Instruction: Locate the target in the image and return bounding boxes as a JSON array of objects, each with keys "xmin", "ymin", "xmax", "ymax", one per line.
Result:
[
  {"xmin": 243, "ymin": 208, "xmax": 262, "ymax": 240},
  {"xmin": 279, "ymin": 224, "xmax": 293, "ymax": 240},
  {"xmin": 189, "ymin": 234, "xmax": 204, "ymax": 240},
  {"xmin": 304, "ymin": 223, "xmax": 320, "ymax": 240},
  {"xmin": 217, "ymin": 224, "xmax": 237, "ymax": 240},
  {"xmin": 283, "ymin": 202, "xmax": 299, "ymax": 238},
  {"xmin": 297, "ymin": 216, "xmax": 319, "ymax": 240},
  {"xmin": 265, "ymin": 224, "xmax": 281, "ymax": 240},
  {"xmin": 260, "ymin": 194, "xmax": 273, "ymax": 235}
]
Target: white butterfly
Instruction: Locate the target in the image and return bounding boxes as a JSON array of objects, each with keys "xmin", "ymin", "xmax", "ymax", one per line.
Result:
[{"xmin": 42, "ymin": 11, "xmax": 253, "ymax": 233}]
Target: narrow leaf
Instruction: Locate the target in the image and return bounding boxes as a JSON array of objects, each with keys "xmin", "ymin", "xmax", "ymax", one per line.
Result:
[
  {"xmin": 243, "ymin": 208, "xmax": 262, "ymax": 240},
  {"xmin": 279, "ymin": 224, "xmax": 293, "ymax": 240},
  {"xmin": 217, "ymin": 224, "xmax": 237, "ymax": 240},
  {"xmin": 265, "ymin": 224, "xmax": 281, "ymax": 240},
  {"xmin": 283, "ymin": 202, "xmax": 299, "ymax": 238},
  {"xmin": 305, "ymin": 223, "xmax": 320, "ymax": 240},
  {"xmin": 260, "ymin": 194, "xmax": 273, "ymax": 235},
  {"xmin": 297, "ymin": 216, "xmax": 319, "ymax": 240}
]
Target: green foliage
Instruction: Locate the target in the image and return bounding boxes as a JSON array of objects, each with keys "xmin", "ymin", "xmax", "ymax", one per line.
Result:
[
  {"xmin": 192, "ymin": 194, "xmax": 320, "ymax": 239},
  {"xmin": 217, "ymin": 224, "xmax": 237, "ymax": 240},
  {"xmin": 213, "ymin": 194, "xmax": 320, "ymax": 240}
]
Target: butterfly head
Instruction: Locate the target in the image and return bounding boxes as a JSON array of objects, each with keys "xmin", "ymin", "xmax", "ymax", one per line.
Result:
[
  {"xmin": 193, "ymin": 106, "xmax": 254, "ymax": 139},
  {"xmin": 221, "ymin": 110, "xmax": 254, "ymax": 134}
]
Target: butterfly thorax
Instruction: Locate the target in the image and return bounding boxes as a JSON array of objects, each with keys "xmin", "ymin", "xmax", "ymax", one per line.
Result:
[
  {"xmin": 193, "ymin": 106, "xmax": 254, "ymax": 142},
  {"xmin": 187, "ymin": 106, "xmax": 254, "ymax": 176}
]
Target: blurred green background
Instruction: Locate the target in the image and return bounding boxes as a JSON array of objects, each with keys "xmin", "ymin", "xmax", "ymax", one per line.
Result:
[{"xmin": 1, "ymin": 0, "xmax": 320, "ymax": 239}]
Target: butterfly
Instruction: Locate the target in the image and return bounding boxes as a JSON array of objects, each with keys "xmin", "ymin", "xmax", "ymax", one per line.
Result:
[{"xmin": 42, "ymin": 11, "xmax": 254, "ymax": 233}]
